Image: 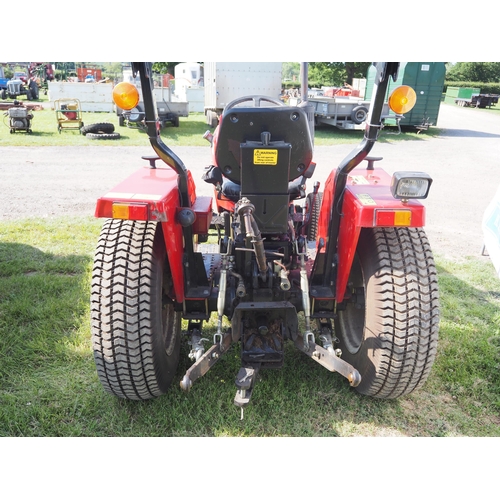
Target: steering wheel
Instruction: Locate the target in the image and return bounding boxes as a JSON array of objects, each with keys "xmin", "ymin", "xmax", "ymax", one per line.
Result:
[{"xmin": 224, "ymin": 94, "xmax": 284, "ymax": 113}]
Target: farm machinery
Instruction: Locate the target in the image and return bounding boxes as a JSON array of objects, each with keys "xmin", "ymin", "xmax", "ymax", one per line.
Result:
[
  {"xmin": 1, "ymin": 76, "xmax": 39, "ymax": 101},
  {"xmin": 3, "ymin": 100, "xmax": 34, "ymax": 133},
  {"xmin": 91, "ymin": 62, "xmax": 439, "ymax": 416}
]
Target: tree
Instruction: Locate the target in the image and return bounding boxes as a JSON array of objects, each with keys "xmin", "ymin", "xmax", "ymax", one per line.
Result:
[
  {"xmin": 54, "ymin": 62, "xmax": 76, "ymax": 81},
  {"xmin": 102, "ymin": 62, "xmax": 123, "ymax": 81},
  {"xmin": 446, "ymin": 62, "xmax": 500, "ymax": 82},
  {"xmin": 344, "ymin": 62, "xmax": 371, "ymax": 84},
  {"xmin": 282, "ymin": 62, "xmax": 300, "ymax": 81},
  {"xmin": 308, "ymin": 62, "xmax": 371, "ymax": 86},
  {"xmin": 152, "ymin": 62, "xmax": 190, "ymax": 74}
]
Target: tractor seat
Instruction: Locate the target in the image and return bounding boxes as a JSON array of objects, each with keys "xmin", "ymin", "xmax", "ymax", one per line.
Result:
[{"xmin": 214, "ymin": 104, "xmax": 314, "ymax": 185}]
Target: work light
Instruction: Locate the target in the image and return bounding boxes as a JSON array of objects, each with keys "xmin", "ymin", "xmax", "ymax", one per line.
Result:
[{"xmin": 390, "ymin": 171, "xmax": 433, "ymax": 200}]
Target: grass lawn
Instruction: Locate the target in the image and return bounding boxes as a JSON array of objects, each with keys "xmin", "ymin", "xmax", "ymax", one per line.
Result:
[
  {"xmin": 0, "ymin": 217, "xmax": 498, "ymax": 437},
  {"xmin": 0, "ymin": 95, "xmax": 444, "ymax": 147},
  {"xmin": 2, "ymin": 91, "xmax": 499, "ymax": 147}
]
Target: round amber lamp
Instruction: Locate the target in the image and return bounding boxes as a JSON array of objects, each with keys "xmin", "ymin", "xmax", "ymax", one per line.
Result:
[
  {"xmin": 388, "ymin": 85, "xmax": 417, "ymax": 114},
  {"xmin": 112, "ymin": 82, "xmax": 140, "ymax": 110}
]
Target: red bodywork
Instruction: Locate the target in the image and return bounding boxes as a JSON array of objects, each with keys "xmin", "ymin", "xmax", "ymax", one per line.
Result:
[
  {"xmin": 317, "ymin": 166, "xmax": 426, "ymax": 303},
  {"xmin": 95, "ymin": 163, "xmax": 212, "ymax": 303},
  {"xmin": 95, "ymin": 129, "xmax": 425, "ymax": 310}
]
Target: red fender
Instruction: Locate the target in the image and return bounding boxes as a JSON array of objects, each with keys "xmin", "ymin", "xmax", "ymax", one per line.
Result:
[
  {"xmin": 317, "ymin": 166, "xmax": 426, "ymax": 303},
  {"xmin": 95, "ymin": 163, "xmax": 212, "ymax": 304}
]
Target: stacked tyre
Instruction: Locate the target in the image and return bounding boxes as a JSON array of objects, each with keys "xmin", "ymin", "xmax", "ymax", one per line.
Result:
[{"xmin": 81, "ymin": 122, "xmax": 120, "ymax": 140}]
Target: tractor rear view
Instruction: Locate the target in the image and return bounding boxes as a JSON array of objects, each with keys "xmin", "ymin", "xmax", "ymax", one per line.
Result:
[{"xmin": 90, "ymin": 62, "xmax": 439, "ymax": 416}]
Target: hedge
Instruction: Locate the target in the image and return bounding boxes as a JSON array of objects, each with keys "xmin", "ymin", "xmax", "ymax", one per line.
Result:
[{"xmin": 444, "ymin": 81, "xmax": 500, "ymax": 95}]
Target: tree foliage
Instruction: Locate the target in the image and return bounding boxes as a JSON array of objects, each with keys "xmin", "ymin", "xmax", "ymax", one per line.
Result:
[
  {"xmin": 446, "ymin": 62, "xmax": 500, "ymax": 83},
  {"xmin": 152, "ymin": 62, "xmax": 181, "ymax": 75},
  {"xmin": 308, "ymin": 62, "xmax": 371, "ymax": 86},
  {"xmin": 282, "ymin": 62, "xmax": 300, "ymax": 81}
]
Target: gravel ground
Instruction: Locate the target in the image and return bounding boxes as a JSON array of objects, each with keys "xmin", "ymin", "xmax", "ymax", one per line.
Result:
[{"xmin": 1, "ymin": 103, "xmax": 500, "ymax": 261}]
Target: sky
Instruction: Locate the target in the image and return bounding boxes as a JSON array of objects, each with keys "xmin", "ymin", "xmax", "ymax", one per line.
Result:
[{"xmin": 4, "ymin": 4, "xmax": 495, "ymax": 64}]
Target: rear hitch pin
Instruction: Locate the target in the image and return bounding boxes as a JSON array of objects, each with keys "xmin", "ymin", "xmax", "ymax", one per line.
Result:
[
  {"xmin": 188, "ymin": 330, "xmax": 208, "ymax": 362},
  {"xmin": 319, "ymin": 332, "xmax": 335, "ymax": 355}
]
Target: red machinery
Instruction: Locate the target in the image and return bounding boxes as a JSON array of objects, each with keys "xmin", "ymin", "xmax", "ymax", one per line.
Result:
[{"xmin": 91, "ymin": 63, "xmax": 439, "ymax": 415}]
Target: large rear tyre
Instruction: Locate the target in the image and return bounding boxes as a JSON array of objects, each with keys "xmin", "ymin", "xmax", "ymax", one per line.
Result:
[
  {"xmin": 91, "ymin": 219, "xmax": 181, "ymax": 400},
  {"xmin": 335, "ymin": 227, "xmax": 439, "ymax": 399}
]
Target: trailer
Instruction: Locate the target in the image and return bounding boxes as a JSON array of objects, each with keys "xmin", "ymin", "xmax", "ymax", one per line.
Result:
[
  {"xmin": 204, "ymin": 62, "xmax": 282, "ymax": 127},
  {"xmin": 455, "ymin": 94, "xmax": 499, "ymax": 108},
  {"xmin": 309, "ymin": 96, "xmax": 369, "ymax": 129},
  {"xmin": 116, "ymin": 88, "xmax": 189, "ymax": 129},
  {"xmin": 117, "ymin": 97, "xmax": 189, "ymax": 129},
  {"xmin": 308, "ymin": 96, "xmax": 394, "ymax": 130},
  {"xmin": 118, "ymin": 70, "xmax": 189, "ymax": 129}
]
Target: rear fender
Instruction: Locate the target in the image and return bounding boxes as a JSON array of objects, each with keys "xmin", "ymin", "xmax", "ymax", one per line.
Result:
[
  {"xmin": 317, "ymin": 167, "xmax": 426, "ymax": 303},
  {"xmin": 95, "ymin": 164, "xmax": 212, "ymax": 304}
]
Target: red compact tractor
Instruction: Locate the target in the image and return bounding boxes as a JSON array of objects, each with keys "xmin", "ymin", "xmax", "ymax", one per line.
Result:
[{"xmin": 91, "ymin": 62, "xmax": 439, "ymax": 415}]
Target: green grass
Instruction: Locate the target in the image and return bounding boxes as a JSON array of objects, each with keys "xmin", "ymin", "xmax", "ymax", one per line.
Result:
[
  {"xmin": 0, "ymin": 107, "xmax": 211, "ymax": 147},
  {"xmin": 1, "ymin": 96, "xmax": 443, "ymax": 147},
  {"xmin": 0, "ymin": 217, "xmax": 499, "ymax": 436}
]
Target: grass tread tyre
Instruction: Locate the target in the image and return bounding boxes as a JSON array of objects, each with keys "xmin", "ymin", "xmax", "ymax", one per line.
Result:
[
  {"xmin": 81, "ymin": 122, "xmax": 115, "ymax": 135},
  {"xmin": 335, "ymin": 226, "xmax": 439, "ymax": 399},
  {"xmin": 91, "ymin": 219, "xmax": 181, "ymax": 400}
]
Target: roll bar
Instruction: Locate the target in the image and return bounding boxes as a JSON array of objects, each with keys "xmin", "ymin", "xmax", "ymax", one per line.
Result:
[
  {"xmin": 131, "ymin": 62, "xmax": 192, "ymax": 208},
  {"xmin": 133, "ymin": 61, "xmax": 400, "ymax": 290},
  {"xmin": 317, "ymin": 62, "xmax": 400, "ymax": 287}
]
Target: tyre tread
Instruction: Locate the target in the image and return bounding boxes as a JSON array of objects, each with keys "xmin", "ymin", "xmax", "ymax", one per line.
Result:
[
  {"xmin": 338, "ymin": 226, "xmax": 439, "ymax": 399},
  {"xmin": 370, "ymin": 227, "xmax": 439, "ymax": 398},
  {"xmin": 91, "ymin": 219, "xmax": 176, "ymax": 400}
]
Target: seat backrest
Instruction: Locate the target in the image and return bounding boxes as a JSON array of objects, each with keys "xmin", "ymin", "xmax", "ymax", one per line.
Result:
[{"xmin": 214, "ymin": 105, "xmax": 313, "ymax": 184}]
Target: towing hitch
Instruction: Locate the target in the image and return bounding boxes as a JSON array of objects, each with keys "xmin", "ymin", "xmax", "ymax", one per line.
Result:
[
  {"xmin": 180, "ymin": 332, "xmax": 233, "ymax": 392},
  {"xmin": 294, "ymin": 336, "xmax": 361, "ymax": 387}
]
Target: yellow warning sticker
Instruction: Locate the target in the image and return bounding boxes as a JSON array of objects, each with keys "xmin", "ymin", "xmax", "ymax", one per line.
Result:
[
  {"xmin": 357, "ymin": 193, "xmax": 377, "ymax": 206},
  {"xmin": 254, "ymin": 149, "xmax": 278, "ymax": 165}
]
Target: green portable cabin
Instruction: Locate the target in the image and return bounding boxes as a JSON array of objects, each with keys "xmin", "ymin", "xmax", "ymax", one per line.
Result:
[
  {"xmin": 365, "ymin": 62, "xmax": 446, "ymax": 128},
  {"xmin": 444, "ymin": 86, "xmax": 481, "ymax": 104}
]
